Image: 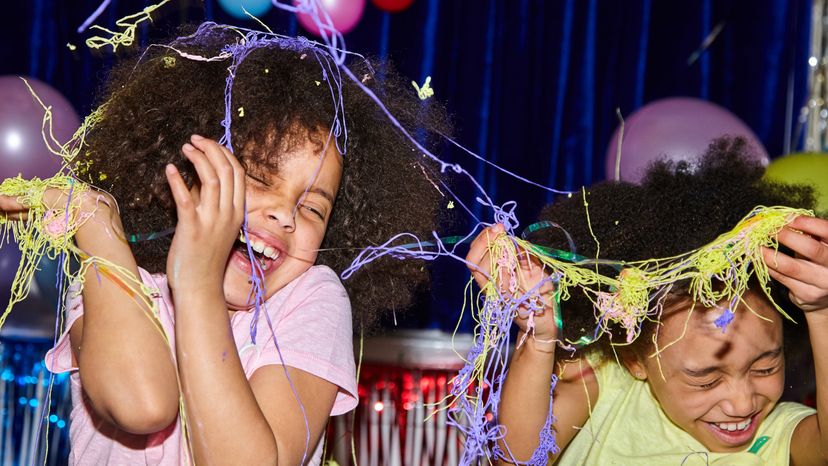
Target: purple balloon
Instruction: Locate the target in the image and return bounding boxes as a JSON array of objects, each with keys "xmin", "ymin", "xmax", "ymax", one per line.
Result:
[
  {"xmin": 295, "ymin": 0, "xmax": 366, "ymax": 37},
  {"xmin": 0, "ymin": 76, "xmax": 80, "ymax": 181},
  {"xmin": 605, "ymin": 97, "xmax": 769, "ymax": 183}
]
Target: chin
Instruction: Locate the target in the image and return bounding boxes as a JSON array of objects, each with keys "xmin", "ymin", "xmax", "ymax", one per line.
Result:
[{"xmin": 222, "ymin": 273, "xmax": 256, "ymax": 311}]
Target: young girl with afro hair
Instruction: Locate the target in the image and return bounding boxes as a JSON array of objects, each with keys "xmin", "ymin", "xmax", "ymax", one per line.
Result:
[
  {"xmin": 467, "ymin": 137, "xmax": 828, "ymax": 465},
  {"xmin": 1, "ymin": 22, "xmax": 451, "ymax": 465}
]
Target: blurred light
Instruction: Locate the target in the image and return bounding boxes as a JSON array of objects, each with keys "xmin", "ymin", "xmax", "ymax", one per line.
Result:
[
  {"xmin": 49, "ymin": 414, "xmax": 58, "ymax": 423},
  {"xmin": 403, "ymin": 402, "xmax": 413, "ymax": 411},
  {"xmin": 810, "ymin": 56, "xmax": 819, "ymax": 67},
  {"xmin": 4, "ymin": 131, "xmax": 22, "ymax": 152},
  {"xmin": 28, "ymin": 398, "xmax": 38, "ymax": 408},
  {"xmin": 57, "ymin": 420, "xmax": 66, "ymax": 428},
  {"xmin": 373, "ymin": 401, "xmax": 384, "ymax": 412},
  {"xmin": 18, "ymin": 397, "xmax": 27, "ymax": 405}
]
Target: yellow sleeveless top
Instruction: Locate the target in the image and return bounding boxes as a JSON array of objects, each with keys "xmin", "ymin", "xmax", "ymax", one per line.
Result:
[{"xmin": 556, "ymin": 358, "xmax": 815, "ymax": 465}]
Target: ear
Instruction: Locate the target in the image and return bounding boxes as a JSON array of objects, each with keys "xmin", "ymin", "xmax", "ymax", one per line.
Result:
[{"xmin": 621, "ymin": 351, "xmax": 648, "ymax": 381}]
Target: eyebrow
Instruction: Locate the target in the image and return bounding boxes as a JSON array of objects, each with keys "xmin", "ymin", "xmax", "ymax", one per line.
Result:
[
  {"xmin": 683, "ymin": 347, "xmax": 782, "ymax": 378},
  {"xmin": 246, "ymin": 173, "xmax": 270, "ymax": 185},
  {"xmin": 247, "ymin": 173, "xmax": 335, "ymax": 204},
  {"xmin": 306, "ymin": 187, "xmax": 335, "ymax": 204}
]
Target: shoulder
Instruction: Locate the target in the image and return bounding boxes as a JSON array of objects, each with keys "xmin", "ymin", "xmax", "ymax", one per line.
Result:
[
  {"xmin": 267, "ymin": 265, "xmax": 352, "ymax": 330},
  {"xmin": 288, "ymin": 265, "xmax": 348, "ymax": 300},
  {"xmin": 761, "ymin": 402, "xmax": 818, "ymax": 464},
  {"xmin": 763, "ymin": 401, "xmax": 816, "ymax": 437}
]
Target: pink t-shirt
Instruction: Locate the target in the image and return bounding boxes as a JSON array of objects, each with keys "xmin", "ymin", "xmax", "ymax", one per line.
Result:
[{"xmin": 44, "ymin": 265, "xmax": 358, "ymax": 465}]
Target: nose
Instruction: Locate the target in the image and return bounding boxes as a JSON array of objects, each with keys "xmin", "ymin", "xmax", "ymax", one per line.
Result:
[
  {"xmin": 263, "ymin": 203, "xmax": 296, "ymax": 232},
  {"xmin": 721, "ymin": 379, "xmax": 756, "ymax": 418}
]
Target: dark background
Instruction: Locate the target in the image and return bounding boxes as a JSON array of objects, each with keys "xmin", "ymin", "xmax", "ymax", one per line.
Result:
[{"xmin": 0, "ymin": 0, "xmax": 813, "ymax": 332}]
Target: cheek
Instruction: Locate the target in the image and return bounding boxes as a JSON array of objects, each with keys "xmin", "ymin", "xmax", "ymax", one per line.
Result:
[
  {"xmin": 756, "ymin": 373, "xmax": 785, "ymax": 401},
  {"xmin": 650, "ymin": 380, "xmax": 715, "ymax": 423},
  {"xmin": 295, "ymin": 221, "xmax": 327, "ymax": 254}
]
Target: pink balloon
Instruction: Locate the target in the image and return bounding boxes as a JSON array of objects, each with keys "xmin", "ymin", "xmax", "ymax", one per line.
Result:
[
  {"xmin": 0, "ymin": 76, "xmax": 80, "ymax": 181},
  {"xmin": 295, "ymin": 0, "xmax": 366, "ymax": 37},
  {"xmin": 605, "ymin": 97, "xmax": 769, "ymax": 183}
]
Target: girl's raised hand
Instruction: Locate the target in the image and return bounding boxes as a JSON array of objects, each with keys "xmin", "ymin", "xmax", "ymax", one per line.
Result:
[
  {"xmin": 466, "ymin": 224, "xmax": 558, "ymax": 341},
  {"xmin": 165, "ymin": 135, "xmax": 245, "ymax": 291},
  {"xmin": 1, "ymin": 188, "xmax": 119, "ymax": 227},
  {"xmin": 763, "ymin": 215, "xmax": 828, "ymax": 314},
  {"xmin": 0, "ymin": 194, "xmax": 30, "ymax": 221}
]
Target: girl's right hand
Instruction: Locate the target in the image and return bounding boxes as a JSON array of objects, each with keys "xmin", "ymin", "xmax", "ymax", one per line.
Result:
[
  {"xmin": 466, "ymin": 224, "xmax": 559, "ymax": 341},
  {"xmin": 1, "ymin": 187, "xmax": 122, "ymax": 241},
  {"xmin": 0, "ymin": 194, "xmax": 29, "ymax": 221}
]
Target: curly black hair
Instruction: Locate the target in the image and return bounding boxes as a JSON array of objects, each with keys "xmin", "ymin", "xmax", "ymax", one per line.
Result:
[
  {"xmin": 526, "ymin": 137, "xmax": 816, "ymax": 362},
  {"xmin": 76, "ymin": 23, "xmax": 452, "ymax": 328}
]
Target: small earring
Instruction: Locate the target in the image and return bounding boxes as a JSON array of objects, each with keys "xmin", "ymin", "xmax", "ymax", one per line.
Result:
[{"xmin": 635, "ymin": 371, "xmax": 645, "ymax": 379}]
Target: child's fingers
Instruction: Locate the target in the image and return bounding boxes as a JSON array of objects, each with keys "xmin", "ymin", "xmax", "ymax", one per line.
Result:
[
  {"xmin": 0, "ymin": 194, "xmax": 26, "ymax": 213},
  {"xmin": 1, "ymin": 212, "xmax": 25, "ymax": 221},
  {"xmin": 466, "ymin": 225, "xmax": 503, "ymax": 282},
  {"xmin": 777, "ymin": 223, "xmax": 828, "ymax": 267},
  {"xmin": 217, "ymin": 145, "xmax": 246, "ymax": 215},
  {"xmin": 189, "ymin": 135, "xmax": 236, "ymax": 212},
  {"xmin": 767, "ymin": 267, "xmax": 828, "ymax": 310},
  {"xmin": 763, "ymin": 246, "xmax": 828, "ymax": 289},
  {"xmin": 787, "ymin": 215, "xmax": 828, "ymax": 242},
  {"xmin": 181, "ymin": 142, "xmax": 220, "ymax": 210},
  {"xmin": 165, "ymin": 164, "xmax": 195, "ymax": 221}
]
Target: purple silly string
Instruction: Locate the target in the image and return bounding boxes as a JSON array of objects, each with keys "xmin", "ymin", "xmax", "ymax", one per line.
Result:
[
  {"xmin": 492, "ymin": 375, "xmax": 559, "ymax": 466},
  {"xmin": 77, "ymin": 0, "xmax": 111, "ymax": 33},
  {"xmin": 146, "ymin": 3, "xmax": 577, "ymax": 462},
  {"xmin": 240, "ymin": 208, "xmax": 313, "ymax": 464},
  {"xmin": 163, "ymin": 21, "xmax": 366, "ymax": 464},
  {"xmin": 448, "ymin": 273, "xmax": 560, "ymax": 464}
]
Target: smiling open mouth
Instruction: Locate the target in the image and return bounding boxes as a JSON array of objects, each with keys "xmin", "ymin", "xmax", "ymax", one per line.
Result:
[
  {"xmin": 704, "ymin": 414, "xmax": 759, "ymax": 446},
  {"xmin": 236, "ymin": 231, "xmax": 282, "ymax": 271},
  {"xmin": 713, "ymin": 418, "xmax": 752, "ymax": 432}
]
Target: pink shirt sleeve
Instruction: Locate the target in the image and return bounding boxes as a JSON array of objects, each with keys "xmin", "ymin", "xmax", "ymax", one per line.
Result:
[
  {"xmin": 234, "ymin": 265, "xmax": 358, "ymax": 416},
  {"xmin": 44, "ymin": 268, "xmax": 176, "ymax": 374},
  {"xmin": 43, "ymin": 284, "xmax": 84, "ymax": 373}
]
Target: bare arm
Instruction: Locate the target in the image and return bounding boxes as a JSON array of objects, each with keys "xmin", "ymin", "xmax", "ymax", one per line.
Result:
[
  {"xmin": 173, "ymin": 289, "xmax": 337, "ymax": 464},
  {"xmin": 167, "ymin": 136, "xmax": 337, "ymax": 464},
  {"xmin": 1, "ymin": 189, "xmax": 180, "ymax": 434},
  {"xmin": 465, "ymin": 225, "xmax": 597, "ymax": 464},
  {"xmin": 497, "ymin": 341, "xmax": 597, "ymax": 464},
  {"xmin": 764, "ymin": 216, "xmax": 828, "ymax": 466}
]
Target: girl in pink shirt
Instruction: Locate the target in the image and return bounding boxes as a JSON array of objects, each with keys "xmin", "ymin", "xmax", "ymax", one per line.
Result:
[{"xmin": 1, "ymin": 22, "xmax": 449, "ymax": 465}]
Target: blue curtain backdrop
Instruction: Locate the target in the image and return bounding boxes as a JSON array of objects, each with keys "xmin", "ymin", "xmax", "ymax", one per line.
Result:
[{"xmin": 0, "ymin": 0, "xmax": 813, "ymax": 333}]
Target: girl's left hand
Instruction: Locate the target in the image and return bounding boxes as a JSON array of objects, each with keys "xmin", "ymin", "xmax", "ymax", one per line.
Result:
[
  {"xmin": 763, "ymin": 215, "xmax": 828, "ymax": 314},
  {"xmin": 165, "ymin": 135, "xmax": 246, "ymax": 292}
]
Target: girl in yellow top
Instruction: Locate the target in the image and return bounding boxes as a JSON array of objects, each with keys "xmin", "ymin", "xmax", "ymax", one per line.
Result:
[{"xmin": 467, "ymin": 138, "xmax": 828, "ymax": 465}]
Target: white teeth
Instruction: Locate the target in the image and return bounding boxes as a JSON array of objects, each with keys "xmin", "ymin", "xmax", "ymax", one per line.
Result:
[
  {"xmin": 715, "ymin": 418, "xmax": 751, "ymax": 432},
  {"xmin": 238, "ymin": 232, "xmax": 281, "ymax": 261}
]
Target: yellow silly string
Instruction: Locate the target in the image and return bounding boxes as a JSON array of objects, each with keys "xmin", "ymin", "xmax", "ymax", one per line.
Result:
[
  {"xmin": 452, "ymin": 206, "xmax": 813, "ymax": 412},
  {"xmin": 445, "ymin": 205, "xmax": 813, "ymax": 441},
  {"xmin": 19, "ymin": 78, "xmax": 106, "ymax": 166},
  {"xmin": 85, "ymin": 0, "xmax": 171, "ymax": 52},
  {"xmin": 0, "ymin": 176, "xmax": 90, "ymax": 327}
]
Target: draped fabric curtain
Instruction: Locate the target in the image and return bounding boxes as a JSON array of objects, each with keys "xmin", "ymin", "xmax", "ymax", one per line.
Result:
[{"xmin": 0, "ymin": 0, "xmax": 812, "ymax": 331}]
